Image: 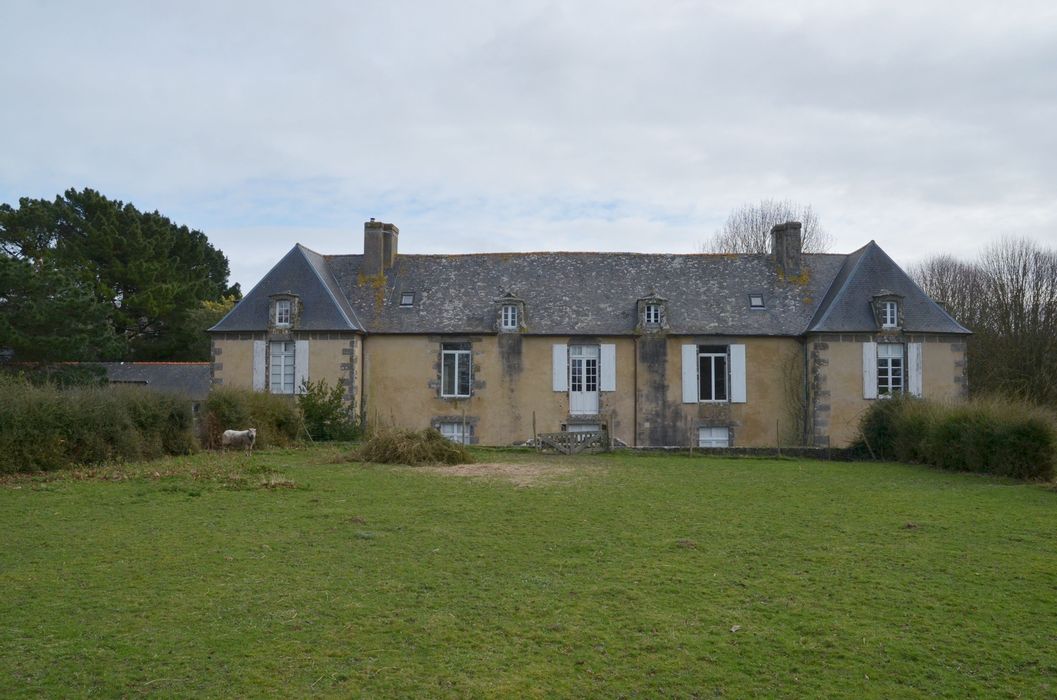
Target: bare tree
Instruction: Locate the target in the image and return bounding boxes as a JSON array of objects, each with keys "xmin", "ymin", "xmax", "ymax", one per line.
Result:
[
  {"xmin": 910, "ymin": 237, "xmax": 1057, "ymax": 406},
  {"xmin": 907, "ymin": 254, "xmax": 987, "ymax": 332},
  {"xmin": 701, "ymin": 199, "xmax": 833, "ymax": 254}
]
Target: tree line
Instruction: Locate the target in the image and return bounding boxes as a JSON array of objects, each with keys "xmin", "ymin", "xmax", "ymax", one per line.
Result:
[
  {"xmin": 0, "ymin": 188, "xmax": 239, "ymax": 364},
  {"xmin": 909, "ymin": 238, "xmax": 1057, "ymax": 406}
]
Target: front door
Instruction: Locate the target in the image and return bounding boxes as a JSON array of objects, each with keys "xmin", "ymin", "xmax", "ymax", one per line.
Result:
[{"xmin": 569, "ymin": 344, "xmax": 600, "ymax": 415}]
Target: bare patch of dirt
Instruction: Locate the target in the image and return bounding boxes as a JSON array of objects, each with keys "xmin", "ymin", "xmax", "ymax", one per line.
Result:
[{"xmin": 419, "ymin": 462, "xmax": 592, "ymax": 487}]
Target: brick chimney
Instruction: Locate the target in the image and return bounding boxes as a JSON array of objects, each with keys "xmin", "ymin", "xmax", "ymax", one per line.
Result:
[
  {"xmin": 770, "ymin": 221, "xmax": 802, "ymax": 277},
  {"xmin": 362, "ymin": 219, "xmax": 399, "ymax": 275}
]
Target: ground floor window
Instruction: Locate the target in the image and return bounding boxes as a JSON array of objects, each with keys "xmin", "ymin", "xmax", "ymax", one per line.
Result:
[
  {"xmin": 877, "ymin": 343, "xmax": 904, "ymax": 396},
  {"xmin": 698, "ymin": 426, "xmax": 730, "ymax": 448},
  {"xmin": 698, "ymin": 345, "xmax": 728, "ymax": 402},
  {"xmin": 441, "ymin": 343, "xmax": 472, "ymax": 397},
  {"xmin": 566, "ymin": 424, "xmax": 601, "ymax": 434},
  {"xmin": 437, "ymin": 421, "xmax": 471, "ymax": 444},
  {"xmin": 270, "ymin": 341, "xmax": 295, "ymax": 394}
]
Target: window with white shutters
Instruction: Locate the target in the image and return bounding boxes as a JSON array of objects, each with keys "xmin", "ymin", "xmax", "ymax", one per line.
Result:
[{"xmin": 269, "ymin": 341, "xmax": 296, "ymax": 394}]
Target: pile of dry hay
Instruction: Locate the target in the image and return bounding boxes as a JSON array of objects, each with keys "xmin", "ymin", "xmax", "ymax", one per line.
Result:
[{"xmin": 354, "ymin": 427, "xmax": 474, "ymax": 466}]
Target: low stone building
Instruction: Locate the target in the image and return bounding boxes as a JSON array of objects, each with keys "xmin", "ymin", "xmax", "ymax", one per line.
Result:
[{"xmin": 208, "ymin": 220, "xmax": 969, "ymax": 447}]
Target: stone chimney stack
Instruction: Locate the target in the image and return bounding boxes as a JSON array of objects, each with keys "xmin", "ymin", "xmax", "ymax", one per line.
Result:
[
  {"xmin": 362, "ymin": 219, "xmax": 399, "ymax": 276},
  {"xmin": 770, "ymin": 221, "xmax": 802, "ymax": 277}
]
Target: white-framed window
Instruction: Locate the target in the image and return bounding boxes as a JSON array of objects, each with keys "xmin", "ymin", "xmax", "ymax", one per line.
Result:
[
  {"xmin": 275, "ymin": 299, "xmax": 291, "ymax": 327},
  {"xmin": 749, "ymin": 294, "xmax": 765, "ymax": 309},
  {"xmin": 566, "ymin": 423, "xmax": 601, "ymax": 433},
  {"xmin": 269, "ymin": 341, "xmax": 295, "ymax": 394},
  {"xmin": 698, "ymin": 345, "xmax": 728, "ymax": 402},
  {"xmin": 438, "ymin": 422, "xmax": 470, "ymax": 444},
  {"xmin": 877, "ymin": 343, "xmax": 904, "ymax": 395},
  {"xmin": 441, "ymin": 343, "xmax": 472, "ymax": 398},
  {"xmin": 698, "ymin": 426, "xmax": 730, "ymax": 448},
  {"xmin": 400, "ymin": 292, "xmax": 415, "ymax": 307},
  {"xmin": 501, "ymin": 304, "xmax": 518, "ymax": 330},
  {"xmin": 644, "ymin": 303, "xmax": 662, "ymax": 325},
  {"xmin": 882, "ymin": 300, "xmax": 898, "ymax": 328}
]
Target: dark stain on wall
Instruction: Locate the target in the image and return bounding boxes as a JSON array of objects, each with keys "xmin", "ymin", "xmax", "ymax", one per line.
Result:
[{"xmin": 638, "ymin": 336, "xmax": 676, "ymax": 446}]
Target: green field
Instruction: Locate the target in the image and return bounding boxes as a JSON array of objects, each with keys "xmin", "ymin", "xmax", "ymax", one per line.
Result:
[{"xmin": 2, "ymin": 448, "xmax": 1055, "ymax": 698}]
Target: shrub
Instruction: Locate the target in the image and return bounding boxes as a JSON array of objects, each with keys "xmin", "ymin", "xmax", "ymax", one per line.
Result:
[
  {"xmin": 855, "ymin": 395, "xmax": 1057, "ymax": 480},
  {"xmin": 204, "ymin": 387, "xmax": 301, "ymax": 448},
  {"xmin": 0, "ymin": 375, "xmax": 196, "ymax": 473},
  {"xmin": 355, "ymin": 426, "xmax": 474, "ymax": 466},
  {"xmin": 298, "ymin": 379, "xmax": 358, "ymax": 441}
]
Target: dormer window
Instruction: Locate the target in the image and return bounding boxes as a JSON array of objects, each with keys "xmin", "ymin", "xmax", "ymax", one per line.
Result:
[
  {"xmin": 400, "ymin": 292, "xmax": 415, "ymax": 307},
  {"xmin": 637, "ymin": 294, "xmax": 668, "ymax": 332},
  {"xmin": 501, "ymin": 304, "xmax": 518, "ymax": 330},
  {"xmin": 882, "ymin": 300, "xmax": 898, "ymax": 328},
  {"xmin": 872, "ymin": 293, "xmax": 904, "ymax": 331},
  {"xmin": 274, "ymin": 299, "xmax": 291, "ymax": 327},
  {"xmin": 749, "ymin": 294, "xmax": 765, "ymax": 309},
  {"xmin": 494, "ymin": 292, "xmax": 525, "ymax": 332}
]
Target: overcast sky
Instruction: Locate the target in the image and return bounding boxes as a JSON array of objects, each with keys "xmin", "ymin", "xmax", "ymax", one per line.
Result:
[{"xmin": 2, "ymin": 0, "xmax": 1056, "ymax": 290}]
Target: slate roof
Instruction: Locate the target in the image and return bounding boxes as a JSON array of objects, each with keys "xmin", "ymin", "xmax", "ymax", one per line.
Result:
[
  {"xmin": 210, "ymin": 240, "xmax": 970, "ymax": 337},
  {"xmin": 209, "ymin": 245, "xmax": 360, "ymax": 332},
  {"xmin": 329, "ymin": 252, "xmax": 847, "ymax": 336},
  {"xmin": 98, "ymin": 362, "xmax": 211, "ymax": 400},
  {"xmin": 807, "ymin": 241, "xmax": 970, "ymax": 334}
]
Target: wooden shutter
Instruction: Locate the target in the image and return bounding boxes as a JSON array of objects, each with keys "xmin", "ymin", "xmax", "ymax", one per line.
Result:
[
  {"xmin": 908, "ymin": 342, "xmax": 923, "ymax": 397},
  {"xmin": 552, "ymin": 344, "xmax": 568, "ymax": 392},
  {"xmin": 863, "ymin": 341, "xmax": 878, "ymax": 399},
  {"xmin": 600, "ymin": 344, "xmax": 616, "ymax": 391},
  {"xmin": 252, "ymin": 340, "xmax": 266, "ymax": 391},
  {"xmin": 294, "ymin": 339, "xmax": 310, "ymax": 394},
  {"xmin": 681, "ymin": 344, "xmax": 698, "ymax": 404},
  {"xmin": 729, "ymin": 344, "xmax": 747, "ymax": 403}
]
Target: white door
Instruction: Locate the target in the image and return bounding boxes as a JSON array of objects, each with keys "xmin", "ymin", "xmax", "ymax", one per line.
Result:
[{"xmin": 569, "ymin": 344, "xmax": 600, "ymax": 415}]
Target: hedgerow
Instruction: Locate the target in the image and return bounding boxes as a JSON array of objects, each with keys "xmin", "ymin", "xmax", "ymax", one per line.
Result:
[
  {"xmin": 0, "ymin": 376, "xmax": 195, "ymax": 473},
  {"xmin": 855, "ymin": 395, "xmax": 1056, "ymax": 480}
]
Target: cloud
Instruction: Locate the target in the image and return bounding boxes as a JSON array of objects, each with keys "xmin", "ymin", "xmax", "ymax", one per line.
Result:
[{"xmin": 2, "ymin": 0, "xmax": 1056, "ymax": 288}]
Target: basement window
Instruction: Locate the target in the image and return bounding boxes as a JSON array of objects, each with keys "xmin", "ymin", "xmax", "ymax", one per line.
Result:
[
  {"xmin": 438, "ymin": 422, "xmax": 471, "ymax": 445},
  {"xmin": 399, "ymin": 292, "xmax": 415, "ymax": 307},
  {"xmin": 698, "ymin": 426, "xmax": 730, "ymax": 448},
  {"xmin": 748, "ymin": 294, "xmax": 765, "ymax": 309}
]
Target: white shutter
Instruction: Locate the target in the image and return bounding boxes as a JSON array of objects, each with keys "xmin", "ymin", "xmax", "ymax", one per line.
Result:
[
  {"xmin": 729, "ymin": 344, "xmax": 747, "ymax": 403},
  {"xmin": 908, "ymin": 342, "xmax": 923, "ymax": 397},
  {"xmin": 600, "ymin": 344, "xmax": 616, "ymax": 391},
  {"xmin": 863, "ymin": 341, "xmax": 878, "ymax": 399},
  {"xmin": 681, "ymin": 344, "xmax": 698, "ymax": 404},
  {"xmin": 294, "ymin": 339, "xmax": 310, "ymax": 394},
  {"xmin": 552, "ymin": 344, "xmax": 568, "ymax": 392},
  {"xmin": 252, "ymin": 340, "xmax": 266, "ymax": 391}
]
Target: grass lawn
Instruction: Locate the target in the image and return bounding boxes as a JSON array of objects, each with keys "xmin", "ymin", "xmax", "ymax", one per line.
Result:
[{"xmin": 2, "ymin": 447, "xmax": 1056, "ymax": 698}]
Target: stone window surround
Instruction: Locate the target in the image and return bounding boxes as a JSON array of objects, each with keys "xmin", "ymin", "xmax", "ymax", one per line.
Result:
[
  {"xmin": 870, "ymin": 292, "xmax": 905, "ymax": 331},
  {"xmin": 636, "ymin": 294, "xmax": 669, "ymax": 332},
  {"xmin": 494, "ymin": 293, "xmax": 526, "ymax": 333},
  {"xmin": 268, "ymin": 292, "xmax": 302, "ymax": 332}
]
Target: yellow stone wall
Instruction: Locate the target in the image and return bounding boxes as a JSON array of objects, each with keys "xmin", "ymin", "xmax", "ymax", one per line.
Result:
[
  {"xmin": 362, "ymin": 335, "xmax": 637, "ymax": 445},
  {"xmin": 808, "ymin": 334, "xmax": 968, "ymax": 447},
  {"xmin": 210, "ymin": 333, "xmax": 360, "ymax": 404},
  {"xmin": 211, "ymin": 331, "xmax": 967, "ymax": 448}
]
